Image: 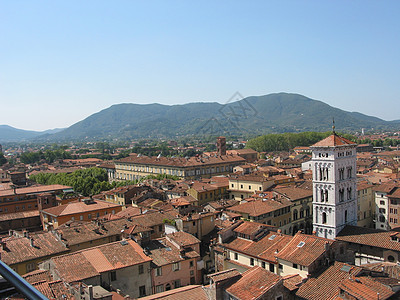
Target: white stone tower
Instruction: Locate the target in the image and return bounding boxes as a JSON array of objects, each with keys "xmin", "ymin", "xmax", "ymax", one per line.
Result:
[{"xmin": 310, "ymin": 129, "xmax": 357, "ymax": 239}]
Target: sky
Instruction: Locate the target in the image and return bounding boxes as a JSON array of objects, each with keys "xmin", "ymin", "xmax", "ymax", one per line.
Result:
[{"xmin": 1, "ymin": 1, "xmax": 399, "ymax": 131}]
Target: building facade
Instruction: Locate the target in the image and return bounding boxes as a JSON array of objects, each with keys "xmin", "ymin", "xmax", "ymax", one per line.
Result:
[{"xmin": 311, "ymin": 133, "xmax": 358, "ymax": 239}]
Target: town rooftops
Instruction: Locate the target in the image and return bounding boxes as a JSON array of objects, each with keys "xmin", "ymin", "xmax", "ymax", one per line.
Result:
[
  {"xmin": 311, "ymin": 134, "xmax": 356, "ymax": 148},
  {"xmin": 50, "ymin": 239, "xmax": 151, "ymax": 283}
]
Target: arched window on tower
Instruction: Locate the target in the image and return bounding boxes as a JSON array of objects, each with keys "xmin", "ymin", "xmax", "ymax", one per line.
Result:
[
  {"xmin": 325, "ymin": 190, "xmax": 329, "ymax": 202},
  {"xmin": 339, "ymin": 189, "xmax": 344, "ymax": 202},
  {"xmin": 322, "ymin": 212, "xmax": 327, "ymax": 224},
  {"xmin": 319, "ymin": 167, "xmax": 323, "ymax": 181},
  {"xmin": 347, "ymin": 167, "xmax": 352, "ymax": 178},
  {"xmin": 320, "ymin": 190, "xmax": 325, "ymax": 202},
  {"xmin": 325, "ymin": 167, "xmax": 329, "ymax": 181},
  {"xmin": 347, "ymin": 187, "xmax": 352, "ymax": 200},
  {"xmin": 345, "ymin": 210, "xmax": 348, "ymax": 223}
]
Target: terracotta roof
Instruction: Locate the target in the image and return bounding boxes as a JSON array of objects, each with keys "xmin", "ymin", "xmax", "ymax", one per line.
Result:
[
  {"xmin": 32, "ymin": 280, "xmax": 72, "ymax": 299},
  {"xmin": 282, "ymin": 273, "xmax": 303, "ymax": 291},
  {"xmin": 229, "ymin": 199, "xmax": 290, "ymax": 217},
  {"xmin": 166, "ymin": 231, "xmax": 201, "ymax": 248},
  {"xmin": 0, "ymin": 210, "xmax": 39, "ymax": 221},
  {"xmin": 273, "ymin": 185, "xmax": 313, "ymax": 200},
  {"xmin": 117, "ymin": 154, "xmax": 245, "ymax": 168},
  {"xmin": 311, "ymin": 134, "xmax": 356, "ymax": 148},
  {"xmin": 51, "ymin": 239, "xmax": 151, "ymax": 283},
  {"xmin": 140, "ymin": 285, "xmax": 208, "ymax": 300},
  {"xmin": 339, "ymin": 276, "xmax": 394, "ymax": 300},
  {"xmin": 276, "ymin": 232, "xmax": 334, "ymax": 267},
  {"xmin": 23, "ymin": 269, "xmax": 52, "ymax": 284},
  {"xmin": 226, "ymin": 266, "xmax": 281, "ymax": 299},
  {"xmin": 336, "ymin": 225, "xmax": 400, "ymax": 252},
  {"xmin": 42, "ymin": 200, "xmax": 122, "ymax": 217},
  {"xmin": 55, "ymin": 218, "xmax": 137, "ymax": 246},
  {"xmin": 115, "ymin": 206, "xmax": 142, "ymax": 218},
  {"xmin": 146, "ymin": 237, "xmax": 199, "ymax": 266},
  {"xmin": 0, "ymin": 232, "xmax": 69, "ymax": 265},
  {"xmin": 222, "ymin": 226, "xmax": 291, "ymax": 264},
  {"xmin": 0, "ymin": 184, "xmax": 72, "ymax": 197},
  {"xmin": 208, "ymin": 268, "xmax": 241, "ymax": 282},
  {"xmin": 362, "ymin": 262, "xmax": 400, "ymax": 280},
  {"xmin": 296, "ymin": 262, "xmax": 363, "ymax": 300}
]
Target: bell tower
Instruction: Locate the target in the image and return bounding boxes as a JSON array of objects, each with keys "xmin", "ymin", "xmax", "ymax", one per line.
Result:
[{"xmin": 310, "ymin": 128, "xmax": 357, "ymax": 239}]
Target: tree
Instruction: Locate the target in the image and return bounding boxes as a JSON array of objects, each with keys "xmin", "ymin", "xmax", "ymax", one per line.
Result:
[{"xmin": 0, "ymin": 152, "xmax": 7, "ymax": 166}]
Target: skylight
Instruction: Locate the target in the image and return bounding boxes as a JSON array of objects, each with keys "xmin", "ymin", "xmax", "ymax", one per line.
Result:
[
  {"xmin": 269, "ymin": 235, "xmax": 276, "ymax": 240},
  {"xmin": 297, "ymin": 241, "xmax": 305, "ymax": 247}
]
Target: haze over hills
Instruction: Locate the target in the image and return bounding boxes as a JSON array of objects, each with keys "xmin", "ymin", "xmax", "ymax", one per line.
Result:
[{"xmin": 1, "ymin": 93, "xmax": 399, "ymax": 143}]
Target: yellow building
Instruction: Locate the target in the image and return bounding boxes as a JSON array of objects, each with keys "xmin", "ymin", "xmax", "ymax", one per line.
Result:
[
  {"xmin": 272, "ymin": 186, "xmax": 313, "ymax": 235},
  {"xmin": 357, "ymin": 181, "xmax": 374, "ymax": 228},
  {"xmin": 228, "ymin": 173, "xmax": 274, "ymax": 201},
  {"xmin": 114, "ymin": 154, "xmax": 245, "ymax": 181}
]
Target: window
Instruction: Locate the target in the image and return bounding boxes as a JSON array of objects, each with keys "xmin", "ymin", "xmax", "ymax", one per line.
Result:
[
  {"xmin": 388, "ymin": 255, "xmax": 395, "ymax": 262},
  {"xmin": 262, "ymin": 261, "xmax": 266, "ymax": 268},
  {"xmin": 26, "ymin": 262, "xmax": 35, "ymax": 273},
  {"xmin": 250, "ymin": 258, "xmax": 254, "ymax": 266},
  {"xmin": 80, "ymin": 215, "xmax": 83, "ymax": 221},
  {"xmin": 293, "ymin": 263, "xmax": 298, "ymax": 269},
  {"xmin": 159, "ymin": 225, "xmax": 163, "ymax": 232},
  {"xmin": 279, "ymin": 264, "xmax": 283, "ymax": 270},
  {"xmin": 190, "ymin": 261, "xmax": 194, "ymax": 268},
  {"xmin": 165, "ymin": 284, "xmax": 171, "ymax": 291},
  {"xmin": 322, "ymin": 212, "xmax": 327, "ymax": 224},
  {"xmin": 110, "ymin": 271, "xmax": 117, "ymax": 281},
  {"xmin": 155, "ymin": 285, "xmax": 164, "ymax": 293},
  {"xmin": 234, "ymin": 252, "xmax": 238, "ymax": 260},
  {"xmin": 269, "ymin": 263, "xmax": 275, "ymax": 273},
  {"xmin": 380, "ymin": 200, "xmax": 385, "ymax": 205},
  {"xmin": 231, "ymin": 184, "xmax": 234, "ymax": 187},
  {"xmin": 156, "ymin": 267, "xmax": 162, "ymax": 276},
  {"xmin": 139, "ymin": 285, "xmax": 146, "ymax": 297},
  {"xmin": 174, "ymin": 279, "xmax": 181, "ymax": 288},
  {"xmin": 88, "ymin": 214, "xmax": 92, "ymax": 219},
  {"xmin": 173, "ymin": 262, "xmax": 180, "ymax": 271},
  {"xmin": 139, "ymin": 264, "xmax": 144, "ymax": 274},
  {"xmin": 249, "ymin": 185, "xmax": 251, "ymax": 190}
]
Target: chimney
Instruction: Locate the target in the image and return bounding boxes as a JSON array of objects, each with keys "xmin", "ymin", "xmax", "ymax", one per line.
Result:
[
  {"xmin": 8, "ymin": 230, "xmax": 13, "ymax": 237},
  {"xmin": 23, "ymin": 230, "xmax": 29, "ymax": 238},
  {"xmin": 88, "ymin": 285, "xmax": 93, "ymax": 300},
  {"xmin": 277, "ymin": 229, "xmax": 282, "ymax": 235},
  {"xmin": 30, "ymin": 238, "xmax": 34, "ymax": 248}
]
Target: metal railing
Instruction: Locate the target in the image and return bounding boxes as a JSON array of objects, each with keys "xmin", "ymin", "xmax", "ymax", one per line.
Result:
[{"xmin": 0, "ymin": 260, "xmax": 47, "ymax": 300}]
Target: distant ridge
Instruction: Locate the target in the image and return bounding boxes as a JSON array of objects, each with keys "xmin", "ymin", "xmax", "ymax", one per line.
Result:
[{"xmin": 2, "ymin": 93, "xmax": 399, "ymax": 142}]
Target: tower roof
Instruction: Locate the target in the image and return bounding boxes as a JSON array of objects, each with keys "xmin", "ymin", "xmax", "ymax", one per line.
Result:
[{"xmin": 311, "ymin": 134, "xmax": 356, "ymax": 148}]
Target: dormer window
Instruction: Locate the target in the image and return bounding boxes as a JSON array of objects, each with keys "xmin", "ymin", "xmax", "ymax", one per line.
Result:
[{"xmin": 297, "ymin": 241, "xmax": 305, "ymax": 247}]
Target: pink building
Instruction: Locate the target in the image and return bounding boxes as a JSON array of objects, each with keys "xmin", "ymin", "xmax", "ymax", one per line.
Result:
[{"xmin": 146, "ymin": 231, "xmax": 202, "ymax": 294}]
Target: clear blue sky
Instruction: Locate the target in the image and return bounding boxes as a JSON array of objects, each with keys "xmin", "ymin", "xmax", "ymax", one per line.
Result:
[{"xmin": 1, "ymin": 1, "xmax": 399, "ymax": 131}]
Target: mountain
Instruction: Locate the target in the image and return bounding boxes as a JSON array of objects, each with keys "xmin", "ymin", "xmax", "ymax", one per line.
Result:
[
  {"xmin": 38, "ymin": 93, "xmax": 399, "ymax": 141},
  {"xmin": 0, "ymin": 125, "xmax": 65, "ymax": 143}
]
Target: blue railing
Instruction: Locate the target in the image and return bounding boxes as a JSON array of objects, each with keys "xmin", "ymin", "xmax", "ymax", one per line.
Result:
[{"xmin": 0, "ymin": 260, "xmax": 47, "ymax": 299}]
